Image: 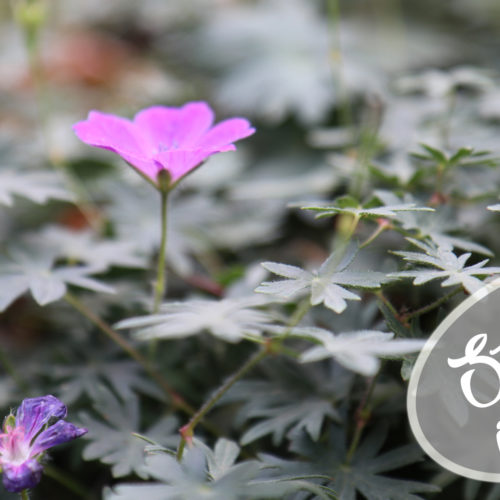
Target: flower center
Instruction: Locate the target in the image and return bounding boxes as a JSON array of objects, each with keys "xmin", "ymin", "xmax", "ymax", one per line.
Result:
[
  {"xmin": 158, "ymin": 140, "xmax": 180, "ymax": 152},
  {"xmin": 0, "ymin": 426, "xmax": 31, "ymax": 465}
]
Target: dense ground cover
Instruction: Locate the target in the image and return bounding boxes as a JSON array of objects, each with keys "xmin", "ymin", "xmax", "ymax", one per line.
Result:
[{"xmin": 2, "ymin": 0, "xmax": 500, "ymax": 498}]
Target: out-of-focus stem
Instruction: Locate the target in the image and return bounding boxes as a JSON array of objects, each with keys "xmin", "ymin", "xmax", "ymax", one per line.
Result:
[
  {"xmin": 43, "ymin": 464, "xmax": 87, "ymax": 499},
  {"xmin": 327, "ymin": 0, "xmax": 352, "ymax": 127},
  {"xmin": 334, "ymin": 214, "xmax": 360, "ymax": 251},
  {"xmin": 344, "ymin": 370, "xmax": 380, "ymax": 464},
  {"xmin": 153, "ymin": 189, "xmax": 169, "ymax": 312},
  {"xmin": 359, "ymin": 221, "xmax": 390, "ymax": 249},
  {"xmin": 441, "ymin": 89, "xmax": 456, "ymax": 150},
  {"xmin": 64, "ymin": 292, "xmax": 193, "ymax": 415}
]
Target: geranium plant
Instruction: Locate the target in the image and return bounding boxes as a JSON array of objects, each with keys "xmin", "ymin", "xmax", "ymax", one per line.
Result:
[{"xmin": 2, "ymin": 1, "xmax": 500, "ymax": 499}]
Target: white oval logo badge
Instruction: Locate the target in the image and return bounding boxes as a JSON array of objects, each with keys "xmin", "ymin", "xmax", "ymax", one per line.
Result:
[{"xmin": 408, "ymin": 278, "xmax": 500, "ymax": 482}]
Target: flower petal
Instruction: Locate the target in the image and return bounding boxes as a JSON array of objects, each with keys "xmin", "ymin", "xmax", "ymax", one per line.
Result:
[
  {"xmin": 73, "ymin": 111, "xmax": 159, "ymax": 181},
  {"xmin": 2, "ymin": 459, "xmax": 43, "ymax": 493},
  {"xmin": 16, "ymin": 395, "xmax": 67, "ymax": 441},
  {"xmin": 200, "ymin": 118, "xmax": 255, "ymax": 149},
  {"xmin": 154, "ymin": 149, "xmax": 216, "ymax": 182},
  {"xmin": 73, "ymin": 103, "xmax": 255, "ymax": 185},
  {"xmin": 31, "ymin": 420, "xmax": 87, "ymax": 455},
  {"xmin": 134, "ymin": 102, "xmax": 215, "ymax": 150}
]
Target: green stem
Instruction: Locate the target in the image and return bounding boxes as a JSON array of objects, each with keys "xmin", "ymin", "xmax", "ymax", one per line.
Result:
[
  {"xmin": 441, "ymin": 89, "xmax": 456, "ymax": 150},
  {"xmin": 345, "ymin": 214, "xmax": 360, "ymax": 241},
  {"xmin": 154, "ymin": 190, "xmax": 169, "ymax": 312},
  {"xmin": 64, "ymin": 292, "xmax": 194, "ymax": 415},
  {"xmin": 20, "ymin": 490, "xmax": 29, "ymax": 500},
  {"xmin": 375, "ymin": 290, "xmax": 399, "ymax": 318},
  {"xmin": 344, "ymin": 286, "xmax": 458, "ymax": 463},
  {"xmin": 359, "ymin": 222, "xmax": 389, "ymax": 249},
  {"xmin": 175, "ymin": 296, "xmax": 312, "ymax": 462},
  {"xmin": 177, "ymin": 347, "xmax": 268, "ymax": 461},
  {"xmin": 43, "ymin": 464, "xmax": 87, "ymax": 499},
  {"xmin": 288, "ymin": 298, "xmax": 312, "ymax": 329},
  {"xmin": 351, "ymin": 123, "xmax": 380, "ymax": 199},
  {"xmin": 335, "ymin": 214, "xmax": 360, "ymax": 249},
  {"xmin": 401, "ymin": 287, "xmax": 462, "ymax": 322},
  {"xmin": 13, "ymin": 0, "xmax": 104, "ymax": 232},
  {"xmin": 327, "ymin": 0, "xmax": 352, "ymax": 127},
  {"xmin": 344, "ymin": 371, "xmax": 380, "ymax": 464},
  {"xmin": 176, "ymin": 436, "xmax": 187, "ymax": 462}
]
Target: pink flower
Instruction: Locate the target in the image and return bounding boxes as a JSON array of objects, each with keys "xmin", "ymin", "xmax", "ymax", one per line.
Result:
[{"xmin": 73, "ymin": 101, "xmax": 255, "ymax": 188}]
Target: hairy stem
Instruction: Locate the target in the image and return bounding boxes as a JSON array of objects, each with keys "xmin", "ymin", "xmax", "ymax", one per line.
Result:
[
  {"xmin": 175, "ymin": 297, "xmax": 312, "ymax": 462},
  {"xmin": 154, "ymin": 190, "xmax": 169, "ymax": 312},
  {"xmin": 64, "ymin": 292, "xmax": 193, "ymax": 415},
  {"xmin": 177, "ymin": 347, "xmax": 268, "ymax": 461},
  {"xmin": 374, "ymin": 290, "xmax": 399, "ymax": 318},
  {"xmin": 349, "ymin": 286, "xmax": 459, "ymax": 461},
  {"xmin": 401, "ymin": 287, "xmax": 462, "ymax": 322},
  {"xmin": 359, "ymin": 222, "xmax": 390, "ymax": 249},
  {"xmin": 344, "ymin": 371, "xmax": 380, "ymax": 464},
  {"xmin": 20, "ymin": 490, "xmax": 29, "ymax": 500}
]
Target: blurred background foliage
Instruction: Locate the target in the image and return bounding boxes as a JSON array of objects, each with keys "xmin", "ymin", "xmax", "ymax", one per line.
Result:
[{"xmin": 2, "ymin": 0, "xmax": 500, "ymax": 498}]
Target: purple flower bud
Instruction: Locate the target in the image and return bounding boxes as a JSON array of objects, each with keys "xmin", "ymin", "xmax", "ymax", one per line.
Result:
[{"xmin": 0, "ymin": 395, "xmax": 87, "ymax": 493}]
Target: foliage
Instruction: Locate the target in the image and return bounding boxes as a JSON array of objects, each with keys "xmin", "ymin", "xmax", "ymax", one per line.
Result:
[
  {"xmin": 115, "ymin": 297, "xmax": 277, "ymax": 343},
  {"xmin": 289, "ymin": 327, "xmax": 425, "ymax": 376},
  {"xmin": 256, "ymin": 245, "xmax": 387, "ymax": 313},
  {"xmin": 261, "ymin": 426, "xmax": 440, "ymax": 500},
  {"xmin": 1, "ymin": 0, "xmax": 499, "ymax": 499},
  {"xmin": 79, "ymin": 387, "xmax": 178, "ymax": 478},
  {"xmin": 389, "ymin": 238, "xmax": 500, "ymax": 293},
  {"xmin": 0, "ymin": 170, "xmax": 73, "ymax": 207},
  {"xmin": 217, "ymin": 359, "xmax": 349, "ymax": 445},
  {"xmin": 0, "ymin": 246, "xmax": 114, "ymax": 311},
  {"xmin": 104, "ymin": 438, "xmax": 335, "ymax": 500}
]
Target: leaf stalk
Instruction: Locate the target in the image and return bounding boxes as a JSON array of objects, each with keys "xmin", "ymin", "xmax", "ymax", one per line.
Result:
[{"xmin": 64, "ymin": 292, "xmax": 194, "ymax": 416}]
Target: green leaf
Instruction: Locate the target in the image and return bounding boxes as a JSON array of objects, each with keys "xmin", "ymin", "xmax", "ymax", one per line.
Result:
[
  {"xmin": 0, "ymin": 170, "xmax": 73, "ymax": 207},
  {"xmin": 272, "ymin": 426, "xmax": 441, "ymax": 500},
  {"xmin": 301, "ymin": 195, "xmax": 432, "ymax": 220},
  {"xmin": 115, "ymin": 297, "xmax": 276, "ymax": 343},
  {"xmin": 30, "ymin": 226, "xmax": 147, "ymax": 271},
  {"xmin": 50, "ymin": 355, "xmax": 164, "ymax": 404},
  {"xmin": 418, "ymin": 143, "xmax": 448, "ymax": 163},
  {"xmin": 332, "ymin": 195, "xmax": 359, "ymax": 209},
  {"xmin": 290, "ymin": 327, "xmax": 425, "ymax": 376},
  {"xmin": 104, "ymin": 438, "xmax": 332, "ymax": 499},
  {"xmin": 0, "ymin": 246, "xmax": 114, "ymax": 311},
  {"xmin": 79, "ymin": 387, "xmax": 178, "ymax": 478},
  {"xmin": 219, "ymin": 359, "xmax": 348, "ymax": 446},
  {"xmin": 448, "ymin": 146, "xmax": 474, "ymax": 165},
  {"xmin": 389, "ymin": 238, "xmax": 500, "ymax": 293},
  {"xmin": 375, "ymin": 190, "xmax": 493, "ymax": 255},
  {"xmin": 257, "ymin": 247, "xmax": 388, "ymax": 313}
]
